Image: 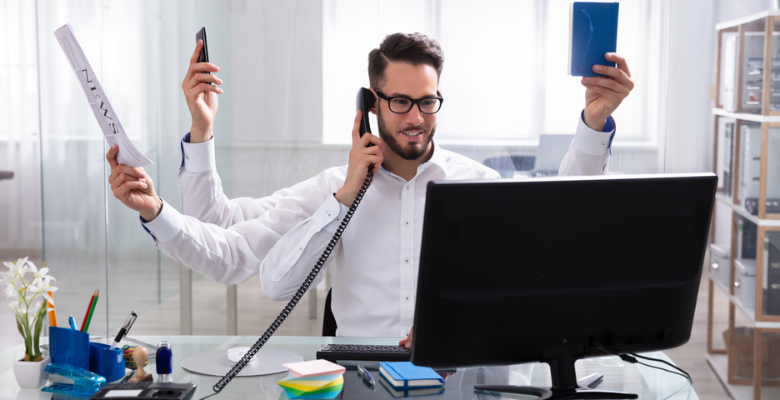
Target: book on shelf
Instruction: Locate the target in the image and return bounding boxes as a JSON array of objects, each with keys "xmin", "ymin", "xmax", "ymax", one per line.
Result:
[
  {"xmin": 736, "ymin": 215, "xmax": 758, "ymax": 260},
  {"xmin": 744, "ymin": 198, "xmax": 780, "ymax": 215}
]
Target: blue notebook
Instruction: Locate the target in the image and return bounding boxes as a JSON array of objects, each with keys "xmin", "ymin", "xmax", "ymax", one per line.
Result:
[
  {"xmin": 378, "ymin": 362, "xmax": 444, "ymax": 389},
  {"xmin": 568, "ymin": 2, "xmax": 619, "ymax": 77}
]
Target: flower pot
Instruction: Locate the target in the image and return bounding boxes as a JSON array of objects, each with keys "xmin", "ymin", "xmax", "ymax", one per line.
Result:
[{"xmin": 13, "ymin": 356, "xmax": 51, "ymax": 389}]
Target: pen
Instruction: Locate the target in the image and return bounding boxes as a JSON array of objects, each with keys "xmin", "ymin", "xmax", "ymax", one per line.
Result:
[
  {"xmin": 68, "ymin": 315, "xmax": 78, "ymax": 330},
  {"xmin": 357, "ymin": 365, "xmax": 375, "ymax": 387},
  {"xmin": 110, "ymin": 311, "xmax": 137, "ymax": 350}
]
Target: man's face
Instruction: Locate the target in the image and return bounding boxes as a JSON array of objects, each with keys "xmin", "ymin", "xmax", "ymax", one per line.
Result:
[{"xmin": 374, "ymin": 62, "xmax": 438, "ymax": 161}]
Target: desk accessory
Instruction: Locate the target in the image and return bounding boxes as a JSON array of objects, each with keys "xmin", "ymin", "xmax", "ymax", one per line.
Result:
[
  {"xmin": 90, "ymin": 381, "xmax": 196, "ymax": 400},
  {"xmin": 111, "ymin": 311, "xmax": 137, "ymax": 349},
  {"xmin": 378, "ymin": 375, "xmax": 444, "ymax": 398},
  {"xmin": 227, "ymin": 347, "xmax": 255, "ymax": 365},
  {"xmin": 377, "ymin": 361, "xmax": 444, "ymax": 389},
  {"xmin": 42, "ymin": 362, "xmax": 106, "ymax": 397},
  {"xmin": 69, "ymin": 315, "xmax": 79, "ymax": 330},
  {"xmin": 156, "ymin": 341, "xmax": 173, "ymax": 383},
  {"xmin": 568, "ymin": 2, "xmax": 619, "ymax": 77},
  {"xmin": 128, "ymin": 346, "xmax": 153, "ymax": 383},
  {"xmin": 89, "ymin": 342, "xmax": 125, "ymax": 382},
  {"xmin": 277, "ymin": 360, "xmax": 345, "ymax": 399},
  {"xmin": 356, "ymin": 365, "xmax": 375, "ymax": 387},
  {"xmin": 50, "ymin": 325, "xmax": 91, "ymax": 369},
  {"xmin": 180, "ymin": 348, "xmax": 302, "ymax": 377},
  {"xmin": 81, "ymin": 289, "xmax": 99, "ymax": 332}
]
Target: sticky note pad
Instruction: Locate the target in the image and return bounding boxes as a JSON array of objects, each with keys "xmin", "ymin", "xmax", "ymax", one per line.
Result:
[{"xmin": 282, "ymin": 359, "xmax": 345, "ymax": 378}]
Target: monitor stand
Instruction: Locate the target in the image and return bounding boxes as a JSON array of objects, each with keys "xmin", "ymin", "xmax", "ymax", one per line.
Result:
[{"xmin": 474, "ymin": 352, "xmax": 638, "ymax": 400}]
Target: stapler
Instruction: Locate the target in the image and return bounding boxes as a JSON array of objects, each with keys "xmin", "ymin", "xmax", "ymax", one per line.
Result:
[{"xmin": 41, "ymin": 362, "xmax": 106, "ymax": 397}]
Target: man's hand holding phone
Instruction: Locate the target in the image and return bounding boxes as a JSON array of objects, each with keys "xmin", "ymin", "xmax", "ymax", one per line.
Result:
[
  {"xmin": 106, "ymin": 145, "xmax": 162, "ymax": 221},
  {"xmin": 334, "ymin": 110, "xmax": 384, "ymax": 207},
  {"xmin": 183, "ymin": 39, "xmax": 223, "ymax": 143}
]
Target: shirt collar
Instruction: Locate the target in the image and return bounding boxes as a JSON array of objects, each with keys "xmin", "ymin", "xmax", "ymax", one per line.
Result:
[{"xmin": 419, "ymin": 140, "xmax": 449, "ymax": 179}]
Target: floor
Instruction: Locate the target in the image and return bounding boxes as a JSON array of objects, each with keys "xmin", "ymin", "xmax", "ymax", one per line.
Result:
[{"xmin": 0, "ymin": 254, "xmax": 737, "ymax": 399}]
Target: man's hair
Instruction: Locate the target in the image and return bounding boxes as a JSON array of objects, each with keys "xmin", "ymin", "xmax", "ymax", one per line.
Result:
[{"xmin": 368, "ymin": 32, "xmax": 445, "ymax": 89}]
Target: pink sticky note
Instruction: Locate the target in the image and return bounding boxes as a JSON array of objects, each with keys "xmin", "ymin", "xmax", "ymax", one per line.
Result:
[{"xmin": 282, "ymin": 359, "xmax": 346, "ymax": 378}]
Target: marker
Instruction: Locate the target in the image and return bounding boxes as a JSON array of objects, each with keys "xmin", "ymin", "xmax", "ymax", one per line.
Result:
[
  {"xmin": 357, "ymin": 365, "xmax": 375, "ymax": 387},
  {"xmin": 68, "ymin": 315, "xmax": 78, "ymax": 330},
  {"xmin": 110, "ymin": 311, "xmax": 137, "ymax": 350}
]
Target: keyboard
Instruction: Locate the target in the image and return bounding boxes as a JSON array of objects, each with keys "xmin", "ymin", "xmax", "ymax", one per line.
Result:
[{"xmin": 316, "ymin": 344, "xmax": 411, "ymax": 362}]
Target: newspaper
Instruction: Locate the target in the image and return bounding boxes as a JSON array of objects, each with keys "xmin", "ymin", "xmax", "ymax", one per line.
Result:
[{"xmin": 54, "ymin": 24, "xmax": 152, "ymax": 168}]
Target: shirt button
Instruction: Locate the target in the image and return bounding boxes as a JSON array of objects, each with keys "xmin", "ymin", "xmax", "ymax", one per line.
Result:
[
  {"xmin": 299, "ymin": 246, "xmax": 304, "ymax": 251},
  {"xmin": 404, "ymin": 258, "xmax": 410, "ymax": 264},
  {"xmin": 185, "ymin": 155, "xmax": 190, "ymax": 160},
  {"xmin": 327, "ymin": 212, "xmax": 332, "ymax": 217},
  {"xmin": 405, "ymin": 185, "xmax": 410, "ymax": 190},
  {"xmin": 405, "ymin": 296, "xmax": 410, "ymax": 302},
  {"xmin": 600, "ymin": 142, "xmax": 607, "ymax": 147},
  {"xmin": 404, "ymin": 220, "xmax": 410, "ymax": 226}
]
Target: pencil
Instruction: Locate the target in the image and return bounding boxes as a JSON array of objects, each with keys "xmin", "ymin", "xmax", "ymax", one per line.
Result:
[
  {"xmin": 83, "ymin": 290, "xmax": 99, "ymax": 333},
  {"xmin": 80, "ymin": 290, "xmax": 97, "ymax": 332},
  {"xmin": 45, "ymin": 262, "xmax": 57, "ymax": 327}
]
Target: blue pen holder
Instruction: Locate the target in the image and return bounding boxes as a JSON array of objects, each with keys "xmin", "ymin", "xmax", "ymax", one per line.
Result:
[
  {"xmin": 49, "ymin": 326, "xmax": 90, "ymax": 370},
  {"xmin": 89, "ymin": 343, "xmax": 125, "ymax": 382}
]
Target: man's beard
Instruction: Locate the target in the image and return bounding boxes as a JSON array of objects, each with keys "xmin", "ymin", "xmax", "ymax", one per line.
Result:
[{"xmin": 377, "ymin": 108, "xmax": 436, "ymax": 161}]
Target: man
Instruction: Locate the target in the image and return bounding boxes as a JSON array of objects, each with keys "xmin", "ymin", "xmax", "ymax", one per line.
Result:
[{"xmin": 106, "ymin": 33, "xmax": 633, "ymax": 344}]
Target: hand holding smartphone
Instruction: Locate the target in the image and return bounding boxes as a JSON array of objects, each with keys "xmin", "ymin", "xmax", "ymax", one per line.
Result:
[{"xmin": 196, "ymin": 27, "xmax": 211, "ymax": 84}]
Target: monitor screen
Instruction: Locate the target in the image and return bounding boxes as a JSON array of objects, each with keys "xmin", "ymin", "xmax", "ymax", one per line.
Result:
[{"xmin": 411, "ymin": 173, "xmax": 716, "ymax": 371}]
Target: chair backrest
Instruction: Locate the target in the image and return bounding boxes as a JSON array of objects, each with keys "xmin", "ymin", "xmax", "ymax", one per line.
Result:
[{"xmin": 322, "ymin": 288, "xmax": 337, "ymax": 336}]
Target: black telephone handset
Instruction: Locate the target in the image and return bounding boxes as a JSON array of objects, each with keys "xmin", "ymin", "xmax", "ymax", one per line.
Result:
[
  {"xmin": 356, "ymin": 87, "xmax": 375, "ymax": 138},
  {"xmin": 195, "ymin": 27, "xmax": 211, "ymax": 84},
  {"xmin": 205, "ymin": 90, "xmax": 375, "ymax": 398}
]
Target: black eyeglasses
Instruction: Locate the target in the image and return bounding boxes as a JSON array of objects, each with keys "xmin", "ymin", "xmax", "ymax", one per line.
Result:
[{"xmin": 374, "ymin": 88, "xmax": 444, "ymax": 114}]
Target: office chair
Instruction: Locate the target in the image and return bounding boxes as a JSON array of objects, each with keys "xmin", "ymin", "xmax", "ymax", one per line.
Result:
[{"xmin": 322, "ymin": 288, "xmax": 337, "ymax": 336}]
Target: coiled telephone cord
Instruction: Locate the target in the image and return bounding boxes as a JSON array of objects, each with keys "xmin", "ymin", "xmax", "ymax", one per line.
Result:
[{"xmin": 203, "ymin": 171, "xmax": 374, "ymax": 398}]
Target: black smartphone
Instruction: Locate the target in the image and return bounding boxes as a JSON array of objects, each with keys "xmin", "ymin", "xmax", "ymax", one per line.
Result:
[
  {"xmin": 195, "ymin": 27, "xmax": 211, "ymax": 84},
  {"xmin": 356, "ymin": 87, "xmax": 375, "ymax": 137}
]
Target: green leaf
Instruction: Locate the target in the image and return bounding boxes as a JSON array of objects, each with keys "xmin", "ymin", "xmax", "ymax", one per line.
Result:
[
  {"xmin": 16, "ymin": 314, "xmax": 25, "ymax": 337},
  {"xmin": 32, "ymin": 302, "xmax": 46, "ymax": 360}
]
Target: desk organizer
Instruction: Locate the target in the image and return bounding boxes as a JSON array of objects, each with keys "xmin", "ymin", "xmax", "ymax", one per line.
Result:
[
  {"xmin": 49, "ymin": 326, "xmax": 89, "ymax": 370},
  {"xmin": 89, "ymin": 343, "xmax": 125, "ymax": 382}
]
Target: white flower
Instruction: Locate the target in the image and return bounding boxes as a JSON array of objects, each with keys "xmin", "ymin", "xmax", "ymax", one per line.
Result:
[
  {"xmin": 4, "ymin": 284, "xmax": 19, "ymax": 300},
  {"xmin": 8, "ymin": 300, "xmax": 19, "ymax": 311},
  {"xmin": 29, "ymin": 276, "xmax": 57, "ymax": 299},
  {"xmin": 3, "ymin": 258, "xmax": 25, "ymax": 276}
]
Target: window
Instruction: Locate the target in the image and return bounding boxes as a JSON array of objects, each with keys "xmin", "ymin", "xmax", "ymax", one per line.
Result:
[{"xmin": 323, "ymin": 0, "xmax": 668, "ymax": 145}]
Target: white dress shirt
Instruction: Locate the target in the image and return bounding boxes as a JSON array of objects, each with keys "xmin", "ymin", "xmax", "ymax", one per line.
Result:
[{"xmin": 143, "ymin": 114, "xmax": 615, "ymax": 337}]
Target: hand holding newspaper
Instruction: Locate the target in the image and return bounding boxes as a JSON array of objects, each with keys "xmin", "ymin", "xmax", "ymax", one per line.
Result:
[{"xmin": 54, "ymin": 24, "xmax": 152, "ymax": 168}]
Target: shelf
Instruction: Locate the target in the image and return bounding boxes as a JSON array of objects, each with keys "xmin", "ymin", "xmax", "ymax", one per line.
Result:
[
  {"xmin": 712, "ymin": 108, "xmax": 780, "ymax": 123},
  {"xmin": 710, "ymin": 276, "xmax": 780, "ymax": 329},
  {"xmin": 715, "ymin": 195, "xmax": 780, "ymax": 227},
  {"xmin": 716, "ymin": 9, "xmax": 780, "ymax": 30},
  {"xmin": 707, "ymin": 354, "xmax": 780, "ymax": 400}
]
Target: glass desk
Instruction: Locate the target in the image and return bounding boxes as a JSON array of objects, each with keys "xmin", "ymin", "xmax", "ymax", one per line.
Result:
[{"xmin": 0, "ymin": 336, "xmax": 697, "ymax": 399}]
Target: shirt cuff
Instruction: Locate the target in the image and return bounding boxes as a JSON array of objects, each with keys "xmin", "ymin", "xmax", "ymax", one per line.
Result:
[
  {"xmin": 574, "ymin": 111, "xmax": 616, "ymax": 156},
  {"xmin": 180, "ymin": 132, "xmax": 216, "ymax": 173},
  {"xmin": 323, "ymin": 196, "xmax": 350, "ymax": 234},
  {"xmin": 141, "ymin": 199, "xmax": 185, "ymax": 243}
]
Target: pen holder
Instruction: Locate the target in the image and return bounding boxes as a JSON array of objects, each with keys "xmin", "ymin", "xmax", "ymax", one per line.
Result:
[
  {"xmin": 89, "ymin": 343, "xmax": 125, "ymax": 382},
  {"xmin": 49, "ymin": 326, "xmax": 90, "ymax": 370}
]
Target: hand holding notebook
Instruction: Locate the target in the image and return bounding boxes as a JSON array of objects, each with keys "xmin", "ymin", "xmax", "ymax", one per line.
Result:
[{"xmin": 568, "ymin": 2, "xmax": 634, "ymax": 131}]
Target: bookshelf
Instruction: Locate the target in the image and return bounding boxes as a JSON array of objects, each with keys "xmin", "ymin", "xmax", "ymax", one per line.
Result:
[{"xmin": 709, "ymin": 10, "xmax": 780, "ymax": 400}]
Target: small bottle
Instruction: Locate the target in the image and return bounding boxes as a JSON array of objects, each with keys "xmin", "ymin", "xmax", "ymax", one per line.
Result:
[{"xmin": 156, "ymin": 341, "xmax": 173, "ymax": 383}]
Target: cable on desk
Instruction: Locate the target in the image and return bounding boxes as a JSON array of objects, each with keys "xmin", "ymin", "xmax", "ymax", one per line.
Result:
[
  {"xmin": 592, "ymin": 341, "xmax": 693, "ymax": 385},
  {"xmin": 198, "ymin": 172, "xmax": 374, "ymax": 399}
]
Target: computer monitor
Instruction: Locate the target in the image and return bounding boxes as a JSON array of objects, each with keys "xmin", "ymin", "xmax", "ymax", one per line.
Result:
[{"xmin": 410, "ymin": 173, "xmax": 716, "ymax": 399}]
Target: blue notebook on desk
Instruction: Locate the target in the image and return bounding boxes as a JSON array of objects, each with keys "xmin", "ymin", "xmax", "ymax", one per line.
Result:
[
  {"xmin": 378, "ymin": 362, "xmax": 444, "ymax": 389},
  {"xmin": 568, "ymin": 2, "xmax": 619, "ymax": 77}
]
